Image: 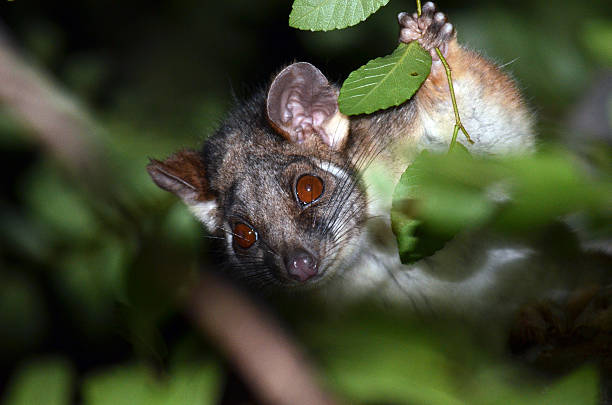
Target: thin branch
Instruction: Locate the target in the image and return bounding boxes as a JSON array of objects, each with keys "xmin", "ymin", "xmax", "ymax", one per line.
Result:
[
  {"xmin": 434, "ymin": 47, "xmax": 473, "ymax": 150},
  {"xmin": 0, "ymin": 26, "xmax": 103, "ymax": 175},
  {"xmin": 188, "ymin": 272, "xmax": 340, "ymax": 405}
]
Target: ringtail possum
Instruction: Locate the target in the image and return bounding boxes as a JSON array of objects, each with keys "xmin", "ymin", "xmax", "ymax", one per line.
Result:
[{"xmin": 146, "ymin": 3, "xmax": 573, "ymax": 320}]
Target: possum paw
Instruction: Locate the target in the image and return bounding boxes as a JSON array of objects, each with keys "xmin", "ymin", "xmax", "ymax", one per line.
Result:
[{"xmin": 398, "ymin": 2, "xmax": 455, "ymax": 60}]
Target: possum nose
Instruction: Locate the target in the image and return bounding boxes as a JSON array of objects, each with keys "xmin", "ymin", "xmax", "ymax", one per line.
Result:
[{"xmin": 286, "ymin": 250, "xmax": 318, "ymax": 282}]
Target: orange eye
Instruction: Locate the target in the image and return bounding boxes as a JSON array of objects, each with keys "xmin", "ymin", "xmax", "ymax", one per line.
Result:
[
  {"xmin": 234, "ymin": 222, "xmax": 257, "ymax": 249},
  {"xmin": 296, "ymin": 174, "xmax": 324, "ymax": 205}
]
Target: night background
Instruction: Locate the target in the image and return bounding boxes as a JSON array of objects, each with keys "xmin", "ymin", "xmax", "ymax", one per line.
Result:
[{"xmin": 0, "ymin": 0, "xmax": 611, "ymax": 404}]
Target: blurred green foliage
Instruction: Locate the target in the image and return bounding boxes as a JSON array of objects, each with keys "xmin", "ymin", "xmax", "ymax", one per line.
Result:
[
  {"xmin": 3, "ymin": 358, "xmax": 74, "ymax": 405},
  {"xmin": 2, "ymin": 356, "xmax": 221, "ymax": 405},
  {"xmin": 303, "ymin": 310, "xmax": 600, "ymax": 405},
  {"xmin": 392, "ymin": 146, "xmax": 612, "ymax": 264},
  {"xmin": 0, "ymin": 0, "xmax": 610, "ymax": 404},
  {"xmin": 580, "ymin": 19, "xmax": 612, "ymax": 68},
  {"xmin": 82, "ymin": 361, "xmax": 221, "ymax": 405}
]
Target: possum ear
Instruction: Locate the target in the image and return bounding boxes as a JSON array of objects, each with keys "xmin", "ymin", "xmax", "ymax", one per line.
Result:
[
  {"xmin": 267, "ymin": 62, "xmax": 349, "ymax": 151},
  {"xmin": 147, "ymin": 149, "xmax": 218, "ymax": 231}
]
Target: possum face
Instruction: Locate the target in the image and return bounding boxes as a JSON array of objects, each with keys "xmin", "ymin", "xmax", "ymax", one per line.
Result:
[
  {"xmin": 147, "ymin": 63, "xmax": 368, "ymax": 287},
  {"xmin": 216, "ymin": 150, "xmax": 367, "ymax": 286}
]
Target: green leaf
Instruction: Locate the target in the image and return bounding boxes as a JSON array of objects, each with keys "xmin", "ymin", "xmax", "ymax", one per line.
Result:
[
  {"xmin": 289, "ymin": 0, "xmax": 389, "ymax": 31},
  {"xmin": 536, "ymin": 366, "xmax": 598, "ymax": 405},
  {"xmin": 3, "ymin": 358, "xmax": 74, "ymax": 405},
  {"xmin": 390, "ymin": 146, "xmax": 612, "ymax": 265},
  {"xmin": 23, "ymin": 161, "xmax": 99, "ymax": 241},
  {"xmin": 338, "ymin": 42, "xmax": 431, "ymax": 115},
  {"xmin": 581, "ymin": 19, "xmax": 612, "ymax": 67},
  {"xmin": 390, "ymin": 152, "xmax": 432, "ymax": 264},
  {"xmin": 391, "ymin": 147, "xmax": 489, "ymax": 264},
  {"xmin": 304, "ymin": 313, "xmax": 466, "ymax": 405},
  {"xmin": 83, "ymin": 361, "xmax": 221, "ymax": 405},
  {"xmin": 300, "ymin": 307, "xmax": 602, "ymax": 405}
]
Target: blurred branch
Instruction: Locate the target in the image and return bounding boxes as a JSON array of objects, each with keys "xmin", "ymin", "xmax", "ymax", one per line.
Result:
[
  {"xmin": 189, "ymin": 272, "xmax": 339, "ymax": 405},
  {"xmin": 0, "ymin": 23, "xmax": 338, "ymax": 405},
  {"xmin": 0, "ymin": 24, "xmax": 103, "ymax": 175}
]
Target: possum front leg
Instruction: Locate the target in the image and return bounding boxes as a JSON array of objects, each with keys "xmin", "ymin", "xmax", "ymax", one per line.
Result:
[{"xmin": 400, "ymin": 2, "xmax": 535, "ymax": 155}]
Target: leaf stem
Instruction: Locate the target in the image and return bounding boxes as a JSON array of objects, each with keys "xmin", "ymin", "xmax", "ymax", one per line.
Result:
[
  {"xmin": 416, "ymin": 0, "xmax": 422, "ymax": 16},
  {"xmin": 434, "ymin": 47, "xmax": 474, "ymax": 149},
  {"xmin": 449, "ymin": 124, "xmax": 459, "ymax": 153}
]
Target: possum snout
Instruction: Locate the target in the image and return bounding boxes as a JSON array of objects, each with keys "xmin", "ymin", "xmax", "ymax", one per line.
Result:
[{"xmin": 285, "ymin": 249, "xmax": 319, "ymax": 282}]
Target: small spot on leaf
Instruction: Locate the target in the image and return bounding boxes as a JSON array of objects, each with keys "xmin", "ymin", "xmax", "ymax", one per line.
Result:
[{"xmin": 339, "ymin": 42, "xmax": 432, "ymax": 115}]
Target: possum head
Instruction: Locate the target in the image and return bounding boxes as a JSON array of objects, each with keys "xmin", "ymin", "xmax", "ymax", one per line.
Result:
[{"xmin": 147, "ymin": 62, "xmax": 367, "ymax": 287}]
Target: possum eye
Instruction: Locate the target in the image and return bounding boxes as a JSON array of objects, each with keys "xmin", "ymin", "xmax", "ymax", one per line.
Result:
[
  {"xmin": 295, "ymin": 174, "xmax": 324, "ymax": 205},
  {"xmin": 233, "ymin": 222, "xmax": 257, "ymax": 249}
]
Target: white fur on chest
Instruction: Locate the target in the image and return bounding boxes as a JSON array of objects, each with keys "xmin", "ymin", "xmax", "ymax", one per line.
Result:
[{"xmin": 332, "ymin": 215, "xmax": 538, "ymax": 319}]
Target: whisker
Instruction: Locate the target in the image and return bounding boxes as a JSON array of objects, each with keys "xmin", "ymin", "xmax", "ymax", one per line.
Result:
[{"xmin": 201, "ymin": 235, "xmax": 226, "ymax": 240}]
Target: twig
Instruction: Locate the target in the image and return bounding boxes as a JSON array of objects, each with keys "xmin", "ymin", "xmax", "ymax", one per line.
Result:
[
  {"xmin": 0, "ymin": 27, "xmax": 104, "ymax": 175},
  {"xmin": 189, "ymin": 272, "xmax": 339, "ymax": 405},
  {"xmin": 434, "ymin": 47, "xmax": 473, "ymax": 151}
]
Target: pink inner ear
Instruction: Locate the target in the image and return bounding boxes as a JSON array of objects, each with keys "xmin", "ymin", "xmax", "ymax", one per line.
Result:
[
  {"xmin": 267, "ymin": 62, "xmax": 339, "ymax": 145},
  {"xmin": 312, "ymin": 110, "xmax": 326, "ymax": 127},
  {"xmin": 284, "ymin": 90, "xmax": 315, "ymax": 141}
]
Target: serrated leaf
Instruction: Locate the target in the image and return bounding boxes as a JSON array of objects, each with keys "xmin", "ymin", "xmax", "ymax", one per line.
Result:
[
  {"xmin": 339, "ymin": 42, "xmax": 431, "ymax": 115},
  {"xmin": 289, "ymin": 0, "xmax": 389, "ymax": 31}
]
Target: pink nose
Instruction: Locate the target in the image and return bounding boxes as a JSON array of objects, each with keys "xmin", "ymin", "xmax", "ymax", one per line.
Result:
[{"xmin": 286, "ymin": 250, "xmax": 318, "ymax": 282}]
